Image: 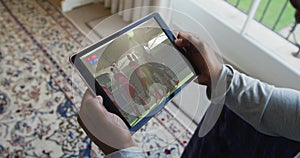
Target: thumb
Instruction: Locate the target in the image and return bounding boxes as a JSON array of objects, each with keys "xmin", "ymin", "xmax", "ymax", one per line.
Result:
[{"xmin": 96, "ymin": 96, "xmax": 103, "ymax": 104}]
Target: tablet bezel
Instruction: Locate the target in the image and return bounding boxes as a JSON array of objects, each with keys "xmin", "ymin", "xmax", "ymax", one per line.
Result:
[{"xmin": 69, "ymin": 12, "xmax": 197, "ymax": 132}]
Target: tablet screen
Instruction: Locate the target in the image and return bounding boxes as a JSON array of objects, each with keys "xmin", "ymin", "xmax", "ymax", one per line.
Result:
[{"xmin": 72, "ymin": 13, "xmax": 196, "ymax": 131}]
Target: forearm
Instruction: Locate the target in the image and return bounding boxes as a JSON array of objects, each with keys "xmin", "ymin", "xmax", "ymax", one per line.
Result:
[
  {"xmin": 224, "ymin": 65, "xmax": 300, "ymax": 141},
  {"xmin": 224, "ymin": 65, "xmax": 275, "ymax": 135}
]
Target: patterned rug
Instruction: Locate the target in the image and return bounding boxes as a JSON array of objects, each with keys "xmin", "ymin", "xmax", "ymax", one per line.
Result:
[{"xmin": 0, "ymin": 0, "xmax": 192, "ymax": 157}]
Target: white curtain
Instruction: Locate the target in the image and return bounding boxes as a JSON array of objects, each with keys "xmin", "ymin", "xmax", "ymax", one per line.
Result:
[{"xmin": 102, "ymin": 0, "xmax": 171, "ymax": 22}]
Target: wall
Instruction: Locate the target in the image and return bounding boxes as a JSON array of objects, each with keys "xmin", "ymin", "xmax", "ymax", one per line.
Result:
[
  {"xmin": 170, "ymin": 0, "xmax": 300, "ymax": 123},
  {"xmin": 62, "ymin": 0, "xmax": 102, "ymax": 12},
  {"xmin": 171, "ymin": 0, "xmax": 300, "ymax": 90}
]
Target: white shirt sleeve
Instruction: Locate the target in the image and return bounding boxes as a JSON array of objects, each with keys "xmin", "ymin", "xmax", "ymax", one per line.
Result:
[
  {"xmin": 224, "ymin": 65, "xmax": 300, "ymax": 142},
  {"xmin": 104, "ymin": 146, "xmax": 144, "ymax": 158}
]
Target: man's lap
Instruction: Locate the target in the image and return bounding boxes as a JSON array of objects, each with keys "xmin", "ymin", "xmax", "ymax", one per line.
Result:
[{"xmin": 182, "ymin": 106, "xmax": 300, "ymax": 158}]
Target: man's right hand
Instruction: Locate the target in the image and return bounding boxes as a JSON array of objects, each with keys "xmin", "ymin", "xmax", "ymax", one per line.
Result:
[{"xmin": 174, "ymin": 32, "xmax": 223, "ymax": 94}]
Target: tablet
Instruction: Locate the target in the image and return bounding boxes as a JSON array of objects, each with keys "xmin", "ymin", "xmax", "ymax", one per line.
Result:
[{"xmin": 70, "ymin": 12, "xmax": 197, "ymax": 132}]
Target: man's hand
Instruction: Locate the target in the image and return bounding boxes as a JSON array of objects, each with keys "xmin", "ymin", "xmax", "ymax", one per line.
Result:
[
  {"xmin": 174, "ymin": 32, "xmax": 223, "ymax": 96},
  {"xmin": 78, "ymin": 90, "xmax": 136, "ymax": 155}
]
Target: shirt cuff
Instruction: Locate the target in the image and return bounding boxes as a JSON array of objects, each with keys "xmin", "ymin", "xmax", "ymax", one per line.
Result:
[
  {"xmin": 104, "ymin": 146, "xmax": 144, "ymax": 158},
  {"xmin": 210, "ymin": 64, "xmax": 234, "ymax": 104}
]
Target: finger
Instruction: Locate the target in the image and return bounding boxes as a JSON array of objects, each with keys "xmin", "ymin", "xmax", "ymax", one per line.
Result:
[
  {"xmin": 173, "ymin": 31, "xmax": 179, "ymax": 37},
  {"xmin": 82, "ymin": 89, "xmax": 104, "ymax": 106},
  {"xmin": 176, "ymin": 31, "xmax": 192, "ymax": 40},
  {"xmin": 82, "ymin": 89, "xmax": 94, "ymax": 102},
  {"xmin": 174, "ymin": 38, "xmax": 183, "ymax": 46},
  {"xmin": 176, "ymin": 32, "xmax": 199, "ymax": 47},
  {"xmin": 175, "ymin": 37, "xmax": 193, "ymax": 48},
  {"xmin": 80, "ymin": 96, "xmax": 107, "ymax": 124},
  {"xmin": 177, "ymin": 32, "xmax": 200, "ymax": 44},
  {"xmin": 81, "ymin": 91, "xmax": 106, "ymax": 118}
]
